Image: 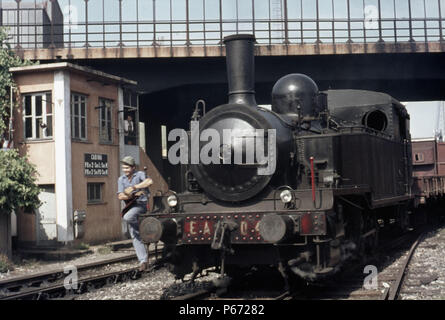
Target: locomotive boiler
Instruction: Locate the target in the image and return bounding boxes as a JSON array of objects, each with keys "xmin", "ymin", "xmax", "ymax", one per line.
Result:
[{"xmin": 139, "ymin": 34, "xmax": 413, "ymax": 283}]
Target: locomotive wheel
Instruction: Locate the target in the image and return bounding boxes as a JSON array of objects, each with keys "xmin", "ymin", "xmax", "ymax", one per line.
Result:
[
  {"xmin": 344, "ymin": 206, "xmax": 365, "ymax": 258},
  {"xmin": 397, "ymin": 204, "xmax": 411, "ymax": 232},
  {"xmin": 363, "ymin": 212, "xmax": 379, "ymax": 255},
  {"xmin": 386, "ymin": 204, "xmax": 411, "ymax": 235}
]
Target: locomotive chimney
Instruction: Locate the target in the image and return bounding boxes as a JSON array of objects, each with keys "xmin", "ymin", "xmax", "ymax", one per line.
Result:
[{"xmin": 223, "ymin": 34, "xmax": 257, "ymax": 107}]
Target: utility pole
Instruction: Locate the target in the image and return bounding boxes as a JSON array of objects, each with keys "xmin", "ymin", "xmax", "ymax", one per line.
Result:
[{"xmin": 435, "ymin": 101, "xmax": 445, "ymax": 142}]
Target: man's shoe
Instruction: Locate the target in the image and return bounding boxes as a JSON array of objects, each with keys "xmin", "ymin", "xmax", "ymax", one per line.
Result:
[{"xmin": 138, "ymin": 262, "xmax": 148, "ymax": 272}]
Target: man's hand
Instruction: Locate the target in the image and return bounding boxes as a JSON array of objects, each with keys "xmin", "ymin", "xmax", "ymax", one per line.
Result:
[{"xmin": 124, "ymin": 186, "xmax": 135, "ymax": 196}]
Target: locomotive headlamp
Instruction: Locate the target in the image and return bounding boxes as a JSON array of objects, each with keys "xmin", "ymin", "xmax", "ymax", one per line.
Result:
[
  {"xmin": 259, "ymin": 214, "xmax": 298, "ymax": 243},
  {"xmin": 280, "ymin": 190, "xmax": 293, "ymax": 203},
  {"xmin": 167, "ymin": 195, "xmax": 178, "ymax": 207}
]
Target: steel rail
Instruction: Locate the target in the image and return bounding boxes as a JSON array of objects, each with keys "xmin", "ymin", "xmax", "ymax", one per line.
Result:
[
  {"xmin": 171, "ymin": 287, "xmax": 215, "ymax": 301},
  {"xmin": 274, "ymin": 291, "xmax": 292, "ymax": 300},
  {"xmin": 383, "ymin": 231, "xmax": 426, "ymax": 300},
  {"xmin": 164, "ymin": 229, "xmax": 430, "ymax": 301},
  {"xmin": 0, "ymin": 265, "xmax": 142, "ymax": 300},
  {"xmin": 0, "ymin": 253, "xmax": 137, "ymax": 289},
  {"xmin": 0, "ymin": 246, "xmax": 163, "ymax": 299}
]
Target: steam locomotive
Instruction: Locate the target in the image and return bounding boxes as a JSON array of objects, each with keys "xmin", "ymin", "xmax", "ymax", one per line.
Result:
[{"xmin": 139, "ymin": 34, "xmax": 416, "ymax": 283}]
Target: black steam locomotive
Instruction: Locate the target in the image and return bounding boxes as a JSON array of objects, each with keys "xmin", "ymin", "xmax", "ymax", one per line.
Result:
[{"xmin": 140, "ymin": 34, "xmax": 413, "ymax": 283}]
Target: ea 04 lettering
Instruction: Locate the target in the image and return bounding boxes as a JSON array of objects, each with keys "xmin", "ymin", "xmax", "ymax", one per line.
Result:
[{"xmin": 183, "ymin": 214, "xmax": 263, "ymax": 242}]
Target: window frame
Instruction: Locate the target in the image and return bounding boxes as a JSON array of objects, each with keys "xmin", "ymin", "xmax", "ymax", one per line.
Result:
[
  {"xmin": 87, "ymin": 182, "xmax": 104, "ymax": 204},
  {"xmin": 414, "ymin": 153, "xmax": 425, "ymax": 163},
  {"xmin": 98, "ymin": 97, "xmax": 113, "ymax": 144},
  {"xmin": 123, "ymin": 89, "xmax": 139, "ymax": 146},
  {"xmin": 71, "ymin": 92, "xmax": 88, "ymax": 141},
  {"xmin": 23, "ymin": 92, "xmax": 53, "ymax": 140}
]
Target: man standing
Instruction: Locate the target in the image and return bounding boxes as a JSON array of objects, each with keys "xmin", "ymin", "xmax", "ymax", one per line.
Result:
[
  {"xmin": 124, "ymin": 114, "xmax": 135, "ymax": 145},
  {"xmin": 117, "ymin": 156, "xmax": 153, "ymax": 271}
]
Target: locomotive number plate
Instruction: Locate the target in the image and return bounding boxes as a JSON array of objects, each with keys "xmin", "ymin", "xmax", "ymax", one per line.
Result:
[{"xmin": 182, "ymin": 214, "xmax": 263, "ymax": 243}]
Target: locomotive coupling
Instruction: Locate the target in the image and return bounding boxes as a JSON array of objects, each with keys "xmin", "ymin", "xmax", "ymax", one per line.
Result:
[
  {"xmin": 140, "ymin": 217, "xmax": 182, "ymax": 243},
  {"xmin": 258, "ymin": 214, "xmax": 299, "ymax": 243},
  {"xmin": 211, "ymin": 220, "xmax": 238, "ymax": 250}
]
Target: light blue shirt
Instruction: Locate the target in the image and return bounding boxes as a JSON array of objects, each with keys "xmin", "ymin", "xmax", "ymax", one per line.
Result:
[{"xmin": 117, "ymin": 171, "xmax": 150, "ymax": 205}]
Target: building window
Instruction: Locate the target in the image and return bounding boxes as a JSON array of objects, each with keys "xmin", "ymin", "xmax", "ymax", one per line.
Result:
[
  {"xmin": 414, "ymin": 153, "xmax": 424, "ymax": 163},
  {"xmin": 98, "ymin": 98, "xmax": 113, "ymax": 143},
  {"xmin": 87, "ymin": 183, "xmax": 103, "ymax": 204},
  {"xmin": 71, "ymin": 93, "xmax": 87, "ymax": 140},
  {"xmin": 123, "ymin": 89, "xmax": 138, "ymax": 146},
  {"xmin": 23, "ymin": 92, "xmax": 53, "ymax": 140}
]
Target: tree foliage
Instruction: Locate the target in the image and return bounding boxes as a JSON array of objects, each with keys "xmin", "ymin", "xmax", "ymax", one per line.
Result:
[
  {"xmin": 0, "ymin": 27, "xmax": 33, "ymax": 137},
  {"xmin": 0, "ymin": 149, "xmax": 41, "ymax": 214},
  {"xmin": 0, "ymin": 27, "xmax": 41, "ymax": 215}
]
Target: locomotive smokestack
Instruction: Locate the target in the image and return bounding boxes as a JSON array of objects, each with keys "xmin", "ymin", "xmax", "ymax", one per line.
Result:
[{"xmin": 223, "ymin": 34, "xmax": 257, "ymax": 107}]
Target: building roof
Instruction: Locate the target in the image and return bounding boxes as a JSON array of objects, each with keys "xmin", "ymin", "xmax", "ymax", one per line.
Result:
[
  {"xmin": 10, "ymin": 62, "xmax": 137, "ymax": 86},
  {"xmin": 411, "ymin": 138, "xmax": 436, "ymax": 142}
]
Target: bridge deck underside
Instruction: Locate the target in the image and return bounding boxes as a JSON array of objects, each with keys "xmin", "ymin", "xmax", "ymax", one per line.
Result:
[{"xmin": 17, "ymin": 41, "xmax": 445, "ymax": 61}]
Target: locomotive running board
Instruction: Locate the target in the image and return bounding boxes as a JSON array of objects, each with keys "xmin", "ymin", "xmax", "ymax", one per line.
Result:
[{"xmin": 371, "ymin": 195, "xmax": 414, "ymax": 208}]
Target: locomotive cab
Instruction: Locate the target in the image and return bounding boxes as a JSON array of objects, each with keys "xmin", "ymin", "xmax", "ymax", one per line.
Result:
[{"xmin": 326, "ymin": 89, "xmax": 410, "ymax": 142}]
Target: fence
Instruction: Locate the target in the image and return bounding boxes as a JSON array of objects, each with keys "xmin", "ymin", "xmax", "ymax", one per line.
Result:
[{"xmin": 1, "ymin": 0, "xmax": 444, "ymax": 49}]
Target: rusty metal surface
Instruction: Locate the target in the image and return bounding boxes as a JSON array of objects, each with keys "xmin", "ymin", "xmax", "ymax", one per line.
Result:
[
  {"xmin": 413, "ymin": 176, "xmax": 445, "ymax": 198},
  {"xmin": 412, "ymin": 140, "xmax": 437, "ymax": 177},
  {"xmin": 412, "ymin": 140, "xmax": 445, "ymax": 198},
  {"xmin": 436, "ymin": 142, "xmax": 445, "ymax": 175}
]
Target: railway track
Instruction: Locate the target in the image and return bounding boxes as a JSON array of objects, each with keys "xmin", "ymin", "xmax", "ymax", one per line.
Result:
[
  {"xmin": 285, "ymin": 229, "xmax": 429, "ymax": 300},
  {"xmin": 0, "ymin": 246, "xmax": 163, "ymax": 300},
  {"xmin": 8, "ymin": 227, "xmax": 432, "ymax": 301},
  {"xmin": 170, "ymin": 284, "xmax": 294, "ymax": 301},
  {"xmin": 382, "ymin": 232, "xmax": 425, "ymax": 300},
  {"xmin": 171, "ymin": 287, "xmax": 216, "ymax": 301},
  {"xmin": 169, "ymin": 284, "xmax": 285, "ymax": 301},
  {"xmin": 167, "ymin": 229, "xmax": 431, "ymax": 301},
  {"xmin": 1, "ymin": 265, "xmax": 142, "ymax": 300}
]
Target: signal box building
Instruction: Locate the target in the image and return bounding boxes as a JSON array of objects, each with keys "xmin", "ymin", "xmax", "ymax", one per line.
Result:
[{"xmin": 10, "ymin": 63, "xmax": 167, "ymax": 248}]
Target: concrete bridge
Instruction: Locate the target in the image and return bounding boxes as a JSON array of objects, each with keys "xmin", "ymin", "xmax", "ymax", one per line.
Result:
[
  {"xmin": 14, "ymin": 40, "xmax": 445, "ymax": 61},
  {"xmin": 2, "ymin": 0, "xmax": 444, "ymax": 97},
  {"xmin": 2, "ymin": 0, "xmax": 444, "ymax": 59}
]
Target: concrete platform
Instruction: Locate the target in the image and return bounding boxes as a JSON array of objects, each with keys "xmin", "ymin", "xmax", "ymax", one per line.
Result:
[
  {"xmin": 105, "ymin": 239, "xmax": 133, "ymax": 251},
  {"xmin": 17, "ymin": 248, "xmax": 93, "ymax": 261}
]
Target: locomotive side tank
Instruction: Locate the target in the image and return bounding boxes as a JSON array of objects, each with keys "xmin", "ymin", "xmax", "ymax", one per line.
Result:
[{"xmin": 140, "ymin": 34, "xmax": 414, "ymax": 282}]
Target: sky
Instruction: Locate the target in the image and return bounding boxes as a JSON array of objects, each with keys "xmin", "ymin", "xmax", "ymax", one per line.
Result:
[{"xmin": 405, "ymin": 101, "xmax": 445, "ymax": 139}]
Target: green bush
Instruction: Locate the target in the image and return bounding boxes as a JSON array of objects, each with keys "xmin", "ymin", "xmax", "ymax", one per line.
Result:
[
  {"xmin": 0, "ymin": 27, "xmax": 34, "ymax": 137},
  {"xmin": 0, "ymin": 149, "xmax": 41, "ymax": 215}
]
